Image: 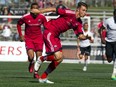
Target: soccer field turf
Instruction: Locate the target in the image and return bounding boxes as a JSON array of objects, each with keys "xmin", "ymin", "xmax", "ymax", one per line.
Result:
[{"xmin": 0, "ymin": 62, "xmax": 115, "ymax": 87}]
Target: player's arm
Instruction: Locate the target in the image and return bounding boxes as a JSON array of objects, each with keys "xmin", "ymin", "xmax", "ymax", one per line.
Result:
[
  {"xmin": 90, "ymin": 38, "xmax": 94, "ymax": 43},
  {"xmin": 89, "ymin": 33, "xmax": 94, "ymax": 43},
  {"xmin": 31, "ymin": 7, "xmax": 56, "ymax": 14},
  {"xmin": 0, "ymin": 25, "xmax": 2, "ymax": 30},
  {"xmin": 78, "ymin": 34, "xmax": 90, "ymax": 40},
  {"xmin": 31, "ymin": 7, "xmax": 74, "ymax": 16},
  {"xmin": 74, "ymin": 20, "xmax": 89, "ymax": 40},
  {"xmin": 17, "ymin": 18, "xmax": 25, "ymax": 42}
]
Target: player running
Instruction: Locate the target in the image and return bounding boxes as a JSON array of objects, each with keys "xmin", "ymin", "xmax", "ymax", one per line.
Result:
[
  {"xmin": 32, "ymin": 2, "xmax": 89, "ymax": 83},
  {"xmin": 77, "ymin": 22, "xmax": 94, "ymax": 71},
  {"xmin": 103, "ymin": 9, "xmax": 116, "ymax": 80},
  {"xmin": 17, "ymin": 3, "xmax": 47, "ymax": 79}
]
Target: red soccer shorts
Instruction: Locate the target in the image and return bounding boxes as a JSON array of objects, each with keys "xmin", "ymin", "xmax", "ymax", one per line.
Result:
[
  {"xmin": 43, "ymin": 30, "xmax": 62, "ymax": 54},
  {"xmin": 25, "ymin": 36, "xmax": 44, "ymax": 52}
]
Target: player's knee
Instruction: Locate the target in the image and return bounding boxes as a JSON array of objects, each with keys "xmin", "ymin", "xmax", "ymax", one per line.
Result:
[
  {"xmin": 57, "ymin": 55, "xmax": 63, "ymax": 61},
  {"xmin": 55, "ymin": 54, "xmax": 63, "ymax": 62},
  {"xmin": 29, "ymin": 54, "xmax": 34, "ymax": 59},
  {"xmin": 85, "ymin": 55, "xmax": 89, "ymax": 60},
  {"xmin": 28, "ymin": 57, "xmax": 34, "ymax": 62},
  {"xmin": 28, "ymin": 54, "xmax": 34, "ymax": 62},
  {"xmin": 58, "ymin": 56, "xmax": 63, "ymax": 62},
  {"xmin": 54, "ymin": 51, "xmax": 63, "ymax": 61}
]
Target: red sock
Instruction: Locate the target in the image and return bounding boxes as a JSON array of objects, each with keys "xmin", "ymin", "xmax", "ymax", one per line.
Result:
[
  {"xmin": 41, "ymin": 61, "xmax": 60, "ymax": 79},
  {"xmin": 41, "ymin": 72, "xmax": 48, "ymax": 79},
  {"xmin": 40, "ymin": 55, "xmax": 55, "ymax": 62},
  {"xmin": 46, "ymin": 55, "xmax": 55, "ymax": 61}
]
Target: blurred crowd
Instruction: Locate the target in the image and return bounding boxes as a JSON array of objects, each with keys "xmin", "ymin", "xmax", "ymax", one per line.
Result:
[
  {"xmin": 0, "ymin": 0, "xmax": 114, "ymax": 42},
  {"xmin": 0, "ymin": 0, "xmax": 113, "ymax": 16}
]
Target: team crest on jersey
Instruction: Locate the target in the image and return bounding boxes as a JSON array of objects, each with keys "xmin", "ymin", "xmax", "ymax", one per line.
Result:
[
  {"xmin": 38, "ymin": 19, "xmax": 41, "ymax": 22},
  {"xmin": 28, "ymin": 20, "xmax": 31, "ymax": 22},
  {"xmin": 54, "ymin": 45, "xmax": 57, "ymax": 48}
]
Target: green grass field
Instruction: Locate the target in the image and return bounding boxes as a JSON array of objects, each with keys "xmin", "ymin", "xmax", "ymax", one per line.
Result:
[{"xmin": 0, "ymin": 62, "xmax": 116, "ymax": 87}]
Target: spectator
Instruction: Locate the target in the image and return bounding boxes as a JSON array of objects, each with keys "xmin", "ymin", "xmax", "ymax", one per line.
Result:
[
  {"xmin": 12, "ymin": 32, "xmax": 19, "ymax": 41},
  {"xmin": 1, "ymin": 24, "xmax": 12, "ymax": 41}
]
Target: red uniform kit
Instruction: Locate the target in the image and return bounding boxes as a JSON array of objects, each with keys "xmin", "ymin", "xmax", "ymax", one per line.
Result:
[
  {"xmin": 17, "ymin": 13, "xmax": 47, "ymax": 51},
  {"xmin": 43, "ymin": 8, "xmax": 83, "ymax": 54}
]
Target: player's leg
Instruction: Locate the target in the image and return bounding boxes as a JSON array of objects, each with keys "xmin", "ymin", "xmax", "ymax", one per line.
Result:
[
  {"xmin": 111, "ymin": 42, "xmax": 116, "ymax": 80},
  {"xmin": 83, "ymin": 46, "xmax": 91, "ymax": 71},
  {"xmin": 83, "ymin": 55, "xmax": 88, "ymax": 71},
  {"xmin": 111, "ymin": 57, "xmax": 116, "ymax": 80},
  {"xmin": 39, "ymin": 51, "xmax": 63, "ymax": 84},
  {"xmin": 27, "ymin": 49, "xmax": 35, "ymax": 73},
  {"xmin": 78, "ymin": 47, "xmax": 85, "ymax": 63},
  {"xmin": 35, "ymin": 31, "xmax": 62, "ymax": 83},
  {"xmin": 25, "ymin": 38, "xmax": 35, "ymax": 73},
  {"xmin": 33, "ymin": 51, "xmax": 42, "ymax": 79},
  {"xmin": 79, "ymin": 47, "xmax": 85, "ymax": 59},
  {"xmin": 105, "ymin": 42, "xmax": 113, "ymax": 63},
  {"xmin": 33, "ymin": 37, "xmax": 44, "ymax": 79}
]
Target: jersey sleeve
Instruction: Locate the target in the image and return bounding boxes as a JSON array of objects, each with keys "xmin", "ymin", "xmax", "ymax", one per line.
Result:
[
  {"xmin": 73, "ymin": 23, "xmax": 83, "ymax": 37},
  {"xmin": 57, "ymin": 8, "xmax": 75, "ymax": 16},
  {"xmin": 42, "ymin": 15, "xmax": 47, "ymax": 23},
  {"xmin": 17, "ymin": 17, "xmax": 24, "ymax": 36}
]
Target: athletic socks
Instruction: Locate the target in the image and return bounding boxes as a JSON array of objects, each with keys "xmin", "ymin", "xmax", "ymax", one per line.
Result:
[
  {"xmin": 41, "ymin": 61, "xmax": 60, "ymax": 79},
  {"xmin": 40, "ymin": 55, "xmax": 55, "ymax": 62},
  {"xmin": 84, "ymin": 59, "xmax": 87, "ymax": 67},
  {"xmin": 112, "ymin": 58, "xmax": 116, "ymax": 75},
  {"xmin": 41, "ymin": 72, "xmax": 48, "ymax": 79}
]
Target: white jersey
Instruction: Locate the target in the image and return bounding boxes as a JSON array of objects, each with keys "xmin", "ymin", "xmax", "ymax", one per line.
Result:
[
  {"xmin": 80, "ymin": 30, "xmax": 94, "ymax": 47},
  {"xmin": 1, "ymin": 26, "xmax": 11, "ymax": 37},
  {"xmin": 103, "ymin": 17, "xmax": 116, "ymax": 42}
]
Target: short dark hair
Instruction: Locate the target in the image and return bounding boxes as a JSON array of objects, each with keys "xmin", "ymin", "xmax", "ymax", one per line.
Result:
[
  {"xmin": 77, "ymin": 2, "xmax": 88, "ymax": 9},
  {"xmin": 30, "ymin": 2, "xmax": 39, "ymax": 9}
]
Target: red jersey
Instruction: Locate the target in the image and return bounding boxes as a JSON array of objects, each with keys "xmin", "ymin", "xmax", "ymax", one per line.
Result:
[
  {"xmin": 17, "ymin": 13, "xmax": 47, "ymax": 39},
  {"xmin": 44, "ymin": 9, "xmax": 83, "ymax": 36}
]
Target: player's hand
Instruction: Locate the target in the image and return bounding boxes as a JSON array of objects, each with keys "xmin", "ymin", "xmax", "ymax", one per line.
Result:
[
  {"xmin": 19, "ymin": 35, "xmax": 25, "ymax": 42},
  {"xmin": 31, "ymin": 9, "xmax": 40, "ymax": 14},
  {"xmin": 86, "ymin": 35, "xmax": 91, "ymax": 40}
]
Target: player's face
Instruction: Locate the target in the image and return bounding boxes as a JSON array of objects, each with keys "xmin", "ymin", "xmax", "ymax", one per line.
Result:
[
  {"xmin": 31, "ymin": 5, "xmax": 39, "ymax": 9},
  {"xmin": 31, "ymin": 5, "xmax": 39, "ymax": 15},
  {"xmin": 76, "ymin": 6, "xmax": 87, "ymax": 18},
  {"xmin": 83, "ymin": 23, "xmax": 88, "ymax": 30}
]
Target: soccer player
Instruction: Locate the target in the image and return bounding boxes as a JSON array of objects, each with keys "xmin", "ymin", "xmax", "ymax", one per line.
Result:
[
  {"xmin": 103, "ymin": 9, "xmax": 116, "ymax": 80},
  {"xmin": 77, "ymin": 22, "xmax": 94, "ymax": 71},
  {"xmin": 33, "ymin": 2, "xmax": 89, "ymax": 83},
  {"xmin": 17, "ymin": 3, "xmax": 47, "ymax": 79}
]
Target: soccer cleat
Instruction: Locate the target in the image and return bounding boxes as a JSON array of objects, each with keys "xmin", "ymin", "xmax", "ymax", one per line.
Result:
[
  {"xmin": 34, "ymin": 57, "xmax": 42, "ymax": 72},
  {"xmin": 111, "ymin": 74, "xmax": 116, "ymax": 80},
  {"xmin": 111, "ymin": 76, "xmax": 116, "ymax": 80},
  {"xmin": 83, "ymin": 66, "xmax": 87, "ymax": 71},
  {"xmin": 34, "ymin": 73, "xmax": 40, "ymax": 79},
  {"xmin": 39, "ymin": 78, "xmax": 54, "ymax": 84},
  {"xmin": 28, "ymin": 62, "xmax": 34, "ymax": 73}
]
